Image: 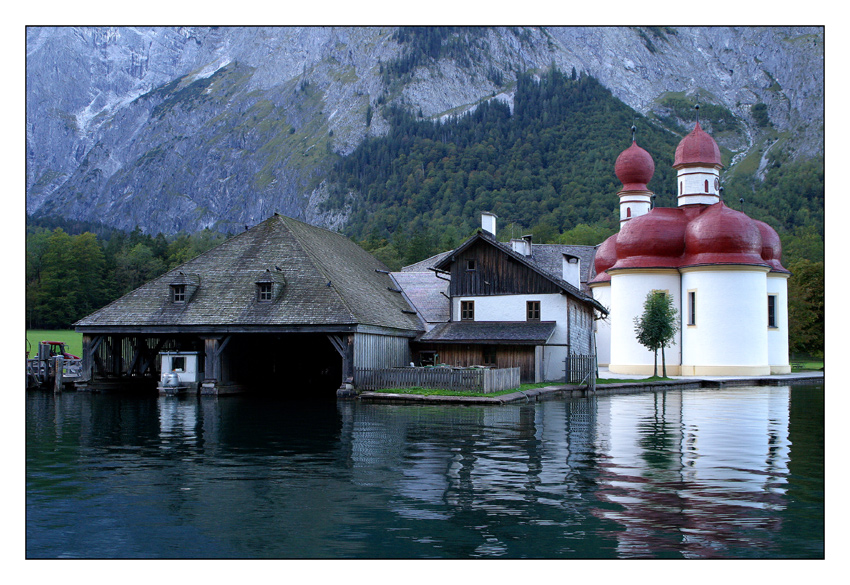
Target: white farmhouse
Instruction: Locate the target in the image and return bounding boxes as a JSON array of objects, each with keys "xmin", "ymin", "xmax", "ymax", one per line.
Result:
[{"xmin": 396, "ymin": 213, "xmax": 606, "ymax": 384}]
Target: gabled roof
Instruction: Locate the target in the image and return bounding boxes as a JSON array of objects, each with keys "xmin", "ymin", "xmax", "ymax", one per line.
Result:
[
  {"xmin": 527, "ymin": 243, "xmax": 597, "ymax": 290},
  {"xmin": 433, "ymin": 231, "xmax": 607, "ymax": 314},
  {"xmin": 75, "ymin": 214, "xmax": 423, "ymax": 332},
  {"xmin": 390, "ymin": 271, "xmax": 449, "ymax": 329}
]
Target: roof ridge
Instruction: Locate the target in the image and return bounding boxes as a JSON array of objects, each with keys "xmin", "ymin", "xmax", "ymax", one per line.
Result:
[{"xmin": 275, "ymin": 216, "xmax": 359, "ymax": 324}]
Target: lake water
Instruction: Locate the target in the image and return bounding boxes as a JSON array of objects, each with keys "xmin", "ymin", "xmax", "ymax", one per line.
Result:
[{"xmin": 26, "ymin": 384, "xmax": 824, "ymax": 559}]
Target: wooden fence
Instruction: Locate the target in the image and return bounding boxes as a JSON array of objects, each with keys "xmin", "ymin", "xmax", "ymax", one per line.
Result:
[
  {"xmin": 566, "ymin": 354, "xmax": 596, "ymax": 390},
  {"xmin": 355, "ymin": 366, "xmax": 521, "ymax": 394}
]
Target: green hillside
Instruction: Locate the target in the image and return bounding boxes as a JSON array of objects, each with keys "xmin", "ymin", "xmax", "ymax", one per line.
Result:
[{"xmin": 324, "ymin": 70, "xmax": 823, "ymax": 270}]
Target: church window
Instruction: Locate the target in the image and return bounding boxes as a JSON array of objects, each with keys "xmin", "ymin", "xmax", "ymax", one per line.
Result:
[
  {"xmin": 626, "ymin": 207, "xmax": 631, "ymax": 218},
  {"xmin": 705, "ymin": 179, "xmax": 709, "ymax": 193},
  {"xmin": 768, "ymin": 295, "xmax": 777, "ymax": 328},
  {"xmin": 687, "ymin": 291, "xmax": 696, "ymax": 326}
]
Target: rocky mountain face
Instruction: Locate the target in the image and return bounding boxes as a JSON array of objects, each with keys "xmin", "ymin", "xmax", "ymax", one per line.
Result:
[{"xmin": 26, "ymin": 26, "xmax": 824, "ymax": 235}]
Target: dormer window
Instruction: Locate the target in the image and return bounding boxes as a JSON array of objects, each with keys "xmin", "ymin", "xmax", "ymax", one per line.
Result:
[
  {"xmin": 168, "ymin": 272, "xmax": 199, "ymax": 305},
  {"xmin": 255, "ymin": 269, "xmax": 285, "ymax": 303},
  {"xmin": 171, "ymin": 284, "xmax": 186, "ymax": 303},
  {"xmin": 257, "ymin": 282, "xmax": 274, "ymax": 302}
]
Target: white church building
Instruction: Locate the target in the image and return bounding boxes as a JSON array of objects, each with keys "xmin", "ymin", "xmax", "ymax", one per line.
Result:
[{"xmin": 589, "ymin": 118, "xmax": 791, "ymax": 376}]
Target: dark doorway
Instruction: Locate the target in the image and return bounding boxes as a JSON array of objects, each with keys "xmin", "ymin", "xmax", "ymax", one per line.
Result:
[{"xmin": 225, "ymin": 333, "xmax": 342, "ymax": 398}]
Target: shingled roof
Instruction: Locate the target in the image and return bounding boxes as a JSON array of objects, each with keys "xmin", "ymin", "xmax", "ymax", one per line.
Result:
[
  {"xmin": 389, "ymin": 271, "xmax": 450, "ymax": 330},
  {"xmin": 75, "ymin": 214, "xmax": 423, "ymax": 333},
  {"xmin": 420, "ymin": 321, "xmax": 557, "ymax": 345}
]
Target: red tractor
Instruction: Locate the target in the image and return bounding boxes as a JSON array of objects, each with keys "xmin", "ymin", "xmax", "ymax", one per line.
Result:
[{"xmin": 38, "ymin": 340, "xmax": 80, "ymax": 361}]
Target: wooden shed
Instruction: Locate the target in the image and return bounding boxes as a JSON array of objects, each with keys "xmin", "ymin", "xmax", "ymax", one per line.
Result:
[{"xmin": 74, "ymin": 214, "xmax": 423, "ymax": 396}]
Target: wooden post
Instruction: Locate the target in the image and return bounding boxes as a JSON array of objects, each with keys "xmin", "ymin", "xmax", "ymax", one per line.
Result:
[
  {"xmin": 204, "ymin": 338, "xmax": 221, "ymax": 383},
  {"xmin": 328, "ymin": 334, "xmax": 356, "ymax": 396},
  {"xmin": 203, "ymin": 336, "xmax": 231, "ymax": 386},
  {"xmin": 53, "ymin": 356, "xmax": 64, "ymax": 393}
]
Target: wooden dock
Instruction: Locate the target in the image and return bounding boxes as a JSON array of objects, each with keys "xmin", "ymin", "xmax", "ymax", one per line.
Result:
[{"xmin": 26, "ymin": 356, "xmax": 83, "ymax": 391}]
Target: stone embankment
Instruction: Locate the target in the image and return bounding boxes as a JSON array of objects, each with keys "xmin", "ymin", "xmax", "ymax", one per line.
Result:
[{"xmin": 357, "ymin": 372, "xmax": 824, "ymax": 405}]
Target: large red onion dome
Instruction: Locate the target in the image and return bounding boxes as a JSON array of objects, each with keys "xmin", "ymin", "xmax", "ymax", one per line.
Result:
[
  {"xmin": 683, "ymin": 202, "xmax": 766, "ymax": 266},
  {"xmin": 674, "ymin": 121, "xmax": 722, "ymax": 168},
  {"xmin": 610, "ymin": 208, "xmax": 688, "ymax": 270},
  {"xmin": 753, "ymin": 219, "xmax": 790, "ymax": 273},
  {"xmin": 615, "ymin": 141, "xmax": 655, "ymax": 191},
  {"xmin": 589, "ymin": 233, "xmax": 619, "ymax": 284}
]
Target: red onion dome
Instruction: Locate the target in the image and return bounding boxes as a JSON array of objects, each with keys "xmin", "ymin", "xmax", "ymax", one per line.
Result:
[
  {"xmin": 683, "ymin": 202, "xmax": 766, "ymax": 266},
  {"xmin": 615, "ymin": 141, "xmax": 655, "ymax": 191},
  {"xmin": 674, "ymin": 121, "xmax": 722, "ymax": 168},
  {"xmin": 753, "ymin": 219, "xmax": 791, "ymax": 273},
  {"xmin": 589, "ymin": 233, "xmax": 618, "ymax": 284},
  {"xmin": 610, "ymin": 207, "xmax": 688, "ymax": 270}
]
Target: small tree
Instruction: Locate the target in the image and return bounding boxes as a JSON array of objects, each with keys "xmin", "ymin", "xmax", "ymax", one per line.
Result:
[{"xmin": 633, "ymin": 290, "xmax": 680, "ymax": 377}]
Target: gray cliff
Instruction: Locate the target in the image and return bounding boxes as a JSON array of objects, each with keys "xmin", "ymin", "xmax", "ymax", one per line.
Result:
[{"xmin": 26, "ymin": 26, "xmax": 824, "ymax": 234}]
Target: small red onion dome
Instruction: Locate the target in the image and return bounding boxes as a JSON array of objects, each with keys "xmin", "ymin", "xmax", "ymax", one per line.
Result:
[
  {"xmin": 610, "ymin": 208, "xmax": 688, "ymax": 270},
  {"xmin": 674, "ymin": 121, "xmax": 722, "ymax": 168},
  {"xmin": 683, "ymin": 202, "xmax": 766, "ymax": 266},
  {"xmin": 615, "ymin": 141, "xmax": 655, "ymax": 191},
  {"xmin": 753, "ymin": 219, "xmax": 790, "ymax": 273},
  {"xmin": 589, "ymin": 233, "xmax": 618, "ymax": 284}
]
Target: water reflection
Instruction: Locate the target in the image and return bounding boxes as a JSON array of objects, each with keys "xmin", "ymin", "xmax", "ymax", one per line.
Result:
[
  {"xmin": 26, "ymin": 385, "xmax": 823, "ymax": 558},
  {"xmin": 592, "ymin": 389, "xmax": 793, "ymax": 558}
]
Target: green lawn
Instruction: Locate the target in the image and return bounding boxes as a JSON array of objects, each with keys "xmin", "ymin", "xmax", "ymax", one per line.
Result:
[
  {"xmin": 26, "ymin": 329, "xmax": 83, "ymax": 358},
  {"xmin": 791, "ymin": 361, "xmax": 824, "ymax": 372},
  {"xmin": 369, "ymin": 377, "xmax": 680, "ymax": 397}
]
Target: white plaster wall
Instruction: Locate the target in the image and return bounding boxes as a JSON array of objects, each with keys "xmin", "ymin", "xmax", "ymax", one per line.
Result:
[
  {"xmin": 453, "ymin": 293, "xmax": 568, "ymax": 382},
  {"xmin": 591, "ymin": 283, "xmax": 611, "ymax": 366},
  {"xmin": 619, "ymin": 194, "xmax": 650, "ymax": 222},
  {"xmin": 680, "ymin": 268, "xmax": 769, "ymax": 370},
  {"xmin": 609, "ymin": 270, "xmax": 681, "ymax": 372},
  {"xmin": 453, "ymin": 293, "xmax": 566, "ymax": 340},
  {"xmin": 677, "ymin": 165, "xmax": 720, "ymax": 206},
  {"xmin": 542, "ymin": 344, "xmax": 568, "ymax": 382},
  {"xmin": 767, "ymin": 274, "xmax": 790, "ymax": 372}
]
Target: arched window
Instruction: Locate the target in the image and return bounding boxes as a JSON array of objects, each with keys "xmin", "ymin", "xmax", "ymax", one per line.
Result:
[
  {"xmin": 626, "ymin": 207, "xmax": 631, "ymax": 218},
  {"xmin": 705, "ymin": 179, "xmax": 709, "ymax": 193},
  {"xmin": 679, "ymin": 181, "xmax": 683, "ymax": 195}
]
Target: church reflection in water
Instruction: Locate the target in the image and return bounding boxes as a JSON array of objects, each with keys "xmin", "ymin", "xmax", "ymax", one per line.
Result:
[{"xmin": 146, "ymin": 385, "xmax": 807, "ymax": 557}]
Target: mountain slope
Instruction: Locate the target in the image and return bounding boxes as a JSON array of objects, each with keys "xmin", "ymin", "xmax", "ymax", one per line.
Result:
[{"xmin": 26, "ymin": 26, "xmax": 824, "ymax": 235}]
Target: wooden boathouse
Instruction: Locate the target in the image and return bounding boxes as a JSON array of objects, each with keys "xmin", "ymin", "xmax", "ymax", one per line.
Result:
[{"xmin": 73, "ymin": 214, "xmax": 423, "ymax": 396}]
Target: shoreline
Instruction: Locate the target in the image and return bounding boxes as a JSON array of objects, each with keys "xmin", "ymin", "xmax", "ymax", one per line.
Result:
[{"xmin": 357, "ymin": 372, "xmax": 824, "ymax": 405}]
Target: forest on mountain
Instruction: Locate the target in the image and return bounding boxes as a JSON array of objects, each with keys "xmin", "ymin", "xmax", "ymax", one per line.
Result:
[
  {"xmin": 324, "ymin": 70, "xmax": 823, "ymax": 272},
  {"xmin": 25, "ymin": 69, "xmax": 824, "ymax": 356}
]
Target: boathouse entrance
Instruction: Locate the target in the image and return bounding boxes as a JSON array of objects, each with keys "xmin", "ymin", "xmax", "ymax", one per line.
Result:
[
  {"xmin": 222, "ymin": 333, "xmax": 343, "ymax": 396},
  {"xmin": 77, "ymin": 330, "xmax": 350, "ymax": 397}
]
